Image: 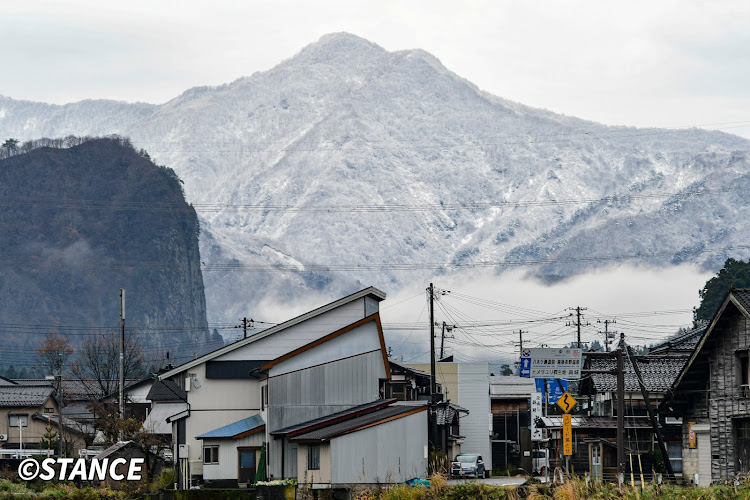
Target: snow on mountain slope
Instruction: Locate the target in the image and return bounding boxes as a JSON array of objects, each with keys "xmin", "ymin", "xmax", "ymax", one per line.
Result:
[{"xmin": 1, "ymin": 32, "xmax": 749, "ymax": 326}]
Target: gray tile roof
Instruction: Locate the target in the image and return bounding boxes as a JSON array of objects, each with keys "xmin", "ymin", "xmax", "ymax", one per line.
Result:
[
  {"xmin": 0, "ymin": 385, "xmax": 55, "ymax": 407},
  {"xmin": 586, "ymin": 355, "xmax": 688, "ymax": 393},
  {"xmin": 146, "ymin": 380, "xmax": 187, "ymax": 402},
  {"xmin": 649, "ymin": 326, "xmax": 706, "ymax": 355},
  {"xmin": 732, "ymin": 289, "xmax": 750, "ymax": 313},
  {"xmin": 289, "ymin": 403, "xmax": 426, "ymax": 442}
]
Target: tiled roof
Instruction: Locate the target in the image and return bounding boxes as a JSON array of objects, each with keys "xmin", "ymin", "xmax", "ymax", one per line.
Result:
[
  {"xmin": 0, "ymin": 385, "xmax": 54, "ymax": 407},
  {"xmin": 196, "ymin": 414, "xmax": 265, "ymax": 439},
  {"xmin": 289, "ymin": 403, "xmax": 427, "ymax": 442},
  {"xmin": 732, "ymin": 289, "xmax": 750, "ymax": 313},
  {"xmin": 146, "ymin": 380, "xmax": 186, "ymax": 402},
  {"xmin": 649, "ymin": 326, "xmax": 706, "ymax": 355},
  {"xmin": 271, "ymin": 399, "xmax": 396, "ymax": 436},
  {"xmin": 586, "ymin": 355, "xmax": 688, "ymax": 393},
  {"xmin": 435, "ymin": 402, "xmax": 468, "ymax": 426},
  {"xmin": 388, "ymin": 359, "xmax": 430, "ymax": 378},
  {"xmin": 14, "ymin": 379, "xmax": 138, "ymax": 398}
]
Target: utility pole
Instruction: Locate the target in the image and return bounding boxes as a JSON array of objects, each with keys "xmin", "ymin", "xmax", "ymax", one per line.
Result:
[
  {"xmin": 439, "ymin": 322, "xmax": 454, "ymax": 360},
  {"xmin": 58, "ymin": 353, "xmax": 64, "ymax": 457},
  {"xmin": 236, "ymin": 317, "xmax": 254, "ymax": 339},
  {"xmin": 428, "ymin": 283, "xmax": 436, "ymax": 398},
  {"xmin": 597, "ymin": 319, "xmax": 617, "ymax": 352},
  {"xmin": 119, "ymin": 288, "xmax": 125, "ymax": 441},
  {"xmin": 567, "ymin": 307, "xmax": 589, "ymax": 348},
  {"xmin": 616, "ymin": 348, "xmax": 625, "ymax": 480}
]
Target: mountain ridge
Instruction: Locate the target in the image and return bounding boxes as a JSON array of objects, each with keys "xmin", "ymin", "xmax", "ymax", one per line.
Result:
[{"xmin": 1, "ymin": 32, "xmax": 749, "ymax": 328}]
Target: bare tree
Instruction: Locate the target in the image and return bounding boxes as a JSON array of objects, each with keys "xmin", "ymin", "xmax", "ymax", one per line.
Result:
[
  {"xmin": 70, "ymin": 331, "xmax": 146, "ymax": 397},
  {"xmin": 36, "ymin": 331, "xmax": 74, "ymax": 380}
]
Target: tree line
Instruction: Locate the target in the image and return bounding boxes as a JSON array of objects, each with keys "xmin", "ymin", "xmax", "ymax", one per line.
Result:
[{"xmin": 1, "ymin": 134, "xmax": 136, "ymax": 160}]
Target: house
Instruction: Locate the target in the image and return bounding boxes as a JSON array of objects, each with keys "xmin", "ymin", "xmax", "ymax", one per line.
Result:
[
  {"xmin": 158, "ymin": 287, "xmax": 391, "ymax": 488},
  {"xmin": 197, "ymin": 414, "xmax": 266, "ymax": 488},
  {"xmin": 490, "ymin": 375, "xmax": 535, "ymax": 473},
  {"xmin": 579, "ymin": 352, "xmax": 688, "ymax": 480},
  {"xmin": 142, "ymin": 379, "xmax": 188, "ymax": 437},
  {"xmin": 666, "ymin": 289, "xmax": 750, "ymax": 485},
  {"xmin": 409, "ymin": 362, "xmax": 491, "ymax": 467},
  {"xmin": 0, "ymin": 384, "xmax": 60, "ymax": 456}
]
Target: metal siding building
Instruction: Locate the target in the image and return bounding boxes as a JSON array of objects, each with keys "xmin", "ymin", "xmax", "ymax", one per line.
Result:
[
  {"xmin": 457, "ymin": 363, "xmax": 492, "ymax": 467},
  {"xmin": 267, "ymin": 349, "xmax": 386, "ymax": 478},
  {"xmin": 329, "ymin": 410, "xmax": 428, "ymax": 484}
]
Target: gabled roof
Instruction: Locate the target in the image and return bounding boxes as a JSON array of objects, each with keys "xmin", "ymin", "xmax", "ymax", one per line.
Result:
[
  {"xmin": 584, "ymin": 355, "xmax": 688, "ymax": 393},
  {"xmin": 196, "ymin": 414, "xmax": 265, "ymax": 440},
  {"xmin": 0, "ymin": 385, "xmax": 55, "ymax": 407},
  {"xmin": 146, "ymin": 379, "xmax": 187, "ymax": 402},
  {"xmin": 32, "ymin": 412, "xmax": 95, "ymax": 436},
  {"xmin": 159, "ymin": 286, "xmax": 386, "ymax": 379},
  {"xmin": 672, "ymin": 289, "xmax": 750, "ymax": 392},
  {"xmin": 290, "ymin": 402, "xmax": 427, "ymax": 443}
]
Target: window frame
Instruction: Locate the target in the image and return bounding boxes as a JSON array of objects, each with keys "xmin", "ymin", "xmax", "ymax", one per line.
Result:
[
  {"xmin": 307, "ymin": 444, "xmax": 321, "ymax": 470},
  {"xmin": 8, "ymin": 414, "xmax": 28, "ymax": 428},
  {"xmin": 203, "ymin": 445, "xmax": 219, "ymax": 465}
]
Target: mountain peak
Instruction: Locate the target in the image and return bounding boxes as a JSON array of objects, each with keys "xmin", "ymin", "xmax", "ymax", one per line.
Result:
[{"xmin": 291, "ymin": 32, "xmax": 386, "ymax": 65}]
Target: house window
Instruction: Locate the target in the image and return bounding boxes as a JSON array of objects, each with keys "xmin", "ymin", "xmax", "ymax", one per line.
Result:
[
  {"xmin": 740, "ymin": 351, "xmax": 750, "ymax": 397},
  {"xmin": 261, "ymin": 384, "xmax": 265, "ymax": 411},
  {"xmin": 203, "ymin": 445, "xmax": 219, "ymax": 465},
  {"xmin": 737, "ymin": 419, "xmax": 750, "ymax": 472},
  {"xmin": 667, "ymin": 441, "xmax": 683, "ymax": 473},
  {"xmin": 44, "ymin": 407, "xmax": 54, "ymax": 414},
  {"xmin": 307, "ymin": 444, "xmax": 320, "ymax": 470},
  {"xmin": 8, "ymin": 414, "xmax": 28, "ymax": 427}
]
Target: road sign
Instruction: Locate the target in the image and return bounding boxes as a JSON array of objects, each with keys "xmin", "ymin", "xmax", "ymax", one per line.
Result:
[
  {"xmin": 520, "ymin": 350, "xmax": 531, "ymax": 378},
  {"xmin": 562, "ymin": 414, "xmax": 573, "ymax": 456},
  {"xmin": 529, "ymin": 348, "xmax": 583, "ymax": 380},
  {"xmin": 556, "ymin": 391, "xmax": 577, "ymax": 413},
  {"xmin": 535, "ymin": 378, "xmax": 568, "ymax": 403},
  {"xmin": 530, "ymin": 392, "xmax": 543, "ymax": 441}
]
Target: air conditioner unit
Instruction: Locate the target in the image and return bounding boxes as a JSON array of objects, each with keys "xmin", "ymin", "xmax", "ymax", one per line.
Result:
[{"xmin": 0, "ymin": 434, "xmax": 7, "ymax": 441}]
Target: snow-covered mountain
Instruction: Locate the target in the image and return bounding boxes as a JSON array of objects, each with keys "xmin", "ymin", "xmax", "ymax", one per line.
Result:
[{"xmin": 2, "ymin": 33, "xmax": 749, "ymax": 326}]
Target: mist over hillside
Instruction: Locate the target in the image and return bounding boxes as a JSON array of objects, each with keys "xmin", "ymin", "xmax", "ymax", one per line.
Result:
[{"xmin": 1, "ymin": 33, "xmax": 749, "ymax": 331}]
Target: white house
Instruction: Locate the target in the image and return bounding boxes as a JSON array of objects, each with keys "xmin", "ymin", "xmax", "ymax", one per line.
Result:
[{"xmin": 158, "ymin": 287, "xmax": 390, "ymax": 488}]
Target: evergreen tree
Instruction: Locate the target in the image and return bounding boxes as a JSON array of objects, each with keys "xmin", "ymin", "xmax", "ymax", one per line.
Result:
[
  {"xmin": 695, "ymin": 258, "xmax": 750, "ymax": 322},
  {"xmin": 6, "ymin": 365, "xmax": 17, "ymax": 379}
]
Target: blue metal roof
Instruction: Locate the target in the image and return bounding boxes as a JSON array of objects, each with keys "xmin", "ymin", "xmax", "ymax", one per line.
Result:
[{"xmin": 196, "ymin": 414, "xmax": 265, "ymax": 439}]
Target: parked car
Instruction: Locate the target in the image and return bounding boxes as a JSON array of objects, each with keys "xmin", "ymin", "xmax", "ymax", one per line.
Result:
[
  {"xmin": 532, "ymin": 449, "xmax": 549, "ymax": 475},
  {"xmin": 450, "ymin": 453, "xmax": 486, "ymax": 478}
]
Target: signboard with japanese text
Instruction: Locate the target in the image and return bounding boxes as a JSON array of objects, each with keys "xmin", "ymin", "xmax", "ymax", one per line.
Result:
[
  {"xmin": 535, "ymin": 378, "xmax": 568, "ymax": 403},
  {"xmin": 562, "ymin": 414, "xmax": 573, "ymax": 455},
  {"xmin": 529, "ymin": 348, "xmax": 583, "ymax": 380},
  {"xmin": 531, "ymin": 392, "xmax": 543, "ymax": 441},
  {"xmin": 688, "ymin": 421, "xmax": 697, "ymax": 449},
  {"xmin": 520, "ymin": 349, "xmax": 531, "ymax": 378}
]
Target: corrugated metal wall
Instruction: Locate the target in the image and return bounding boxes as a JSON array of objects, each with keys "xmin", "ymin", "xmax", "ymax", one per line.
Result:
[
  {"xmin": 267, "ymin": 350, "xmax": 386, "ymax": 478},
  {"xmin": 330, "ymin": 410, "xmax": 428, "ymax": 484},
  {"xmin": 457, "ymin": 363, "xmax": 492, "ymax": 467}
]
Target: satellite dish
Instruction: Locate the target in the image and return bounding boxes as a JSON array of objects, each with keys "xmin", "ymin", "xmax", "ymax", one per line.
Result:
[{"xmin": 193, "ymin": 378, "xmax": 201, "ymax": 389}]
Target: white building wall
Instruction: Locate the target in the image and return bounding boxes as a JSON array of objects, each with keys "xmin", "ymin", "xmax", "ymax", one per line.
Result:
[
  {"xmin": 202, "ymin": 432, "xmax": 265, "ymax": 482},
  {"xmin": 218, "ymin": 298, "xmax": 368, "ymax": 361},
  {"xmin": 457, "ymin": 363, "xmax": 491, "ymax": 468}
]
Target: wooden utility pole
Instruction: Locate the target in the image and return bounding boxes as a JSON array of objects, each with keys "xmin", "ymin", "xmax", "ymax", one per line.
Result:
[
  {"xmin": 429, "ymin": 283, "xmax": 436, "ymax": 397},
  {"xmin": 616, "ymin": 348, "xmax": 625, "ymax": 479},
  {"xmin": 119, "ymin": 289, "xmax": 125, "ymax": 441},
  {"xmin": 626, "ymin": 345, "xmax": 675, "ymax": 479},
  {"xmin": 567, "ymin": 307, "xmax": 589, "ymax": 348}
]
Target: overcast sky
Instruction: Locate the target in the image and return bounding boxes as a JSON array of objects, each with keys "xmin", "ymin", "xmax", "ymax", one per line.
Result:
[{"xmin": 3, "ymin": 0, "xmax": 750, "ymax": 139}]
